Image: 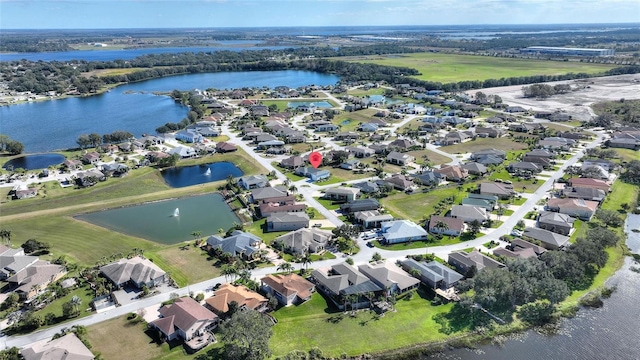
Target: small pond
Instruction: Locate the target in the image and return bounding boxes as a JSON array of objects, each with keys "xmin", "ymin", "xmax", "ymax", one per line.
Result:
[
  {"xmin": 3, "ymin": 153, "xmax": 65, "ymax": 170},
  {"xmin": 76, "ymin": 193, "xmax": 240, "ymax": 245},
  {"xmin": 161, "ymin": 162, "xmax": 243, "ymax": 188},
  {"xmin": 341, "ymin": 120, "xmax": 351, "ymax": 125}
]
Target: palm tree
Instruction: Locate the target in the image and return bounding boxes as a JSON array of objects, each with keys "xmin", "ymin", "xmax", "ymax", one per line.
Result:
[
  {"xmin": 300, "ymin": 253, "xmax": 313, "ymax": 270},
  {"xmin": 221, "ymin": 264, "xmax": 238, "ymax": 282},
  {"xmin": 71, "ymin": 295, "xmax": 82, "ymax": 315},
  {"xmin": 190, "ymin": 231, "xmax": 202, "ymax": 246},
  {"xmin": 277, "ymin": 262, "xmax": 294, "ymax": 274},
  {"xmin": 0, "ymin": 229, "xmax": 12, "ymax": 247}
]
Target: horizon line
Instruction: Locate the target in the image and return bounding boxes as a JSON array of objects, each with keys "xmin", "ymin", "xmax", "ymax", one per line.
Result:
[{"xmin": 3, "ymin": 22, "xmax": 640, "ymax": 31}]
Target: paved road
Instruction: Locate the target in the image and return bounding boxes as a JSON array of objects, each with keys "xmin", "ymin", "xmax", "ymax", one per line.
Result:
[{"xmin": 1, "ymin": 92, "xmax": 608, "ymax": 350}]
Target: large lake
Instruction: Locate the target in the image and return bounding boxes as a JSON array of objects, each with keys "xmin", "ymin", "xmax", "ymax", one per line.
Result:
[
  {"xmin": 0, "ymin": 70, "xmax": 339, "ymax": 153},
  {"xmin": 76, "ymin": 193, "xmax": 240, "ymax": 245}
]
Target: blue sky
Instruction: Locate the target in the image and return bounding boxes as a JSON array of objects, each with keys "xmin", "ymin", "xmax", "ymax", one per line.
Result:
[{"xmin": 1, "ymin": 0, "xmax": 638, "ymax": 29}]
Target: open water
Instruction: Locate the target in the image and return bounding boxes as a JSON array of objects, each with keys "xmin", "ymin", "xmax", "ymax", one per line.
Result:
[{"xmin": 0, "ymin": 70, "xmax": 339, "ymax": 152}]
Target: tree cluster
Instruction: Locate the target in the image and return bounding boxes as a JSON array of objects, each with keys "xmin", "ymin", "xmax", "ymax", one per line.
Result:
[
  {"xmin": 0, "ymin": 134, "xmax": 25, "ymax": 155},
  {"xmin": 522, "ymin": 83, "xmax": 571, "ymax": 98},
  {"xmin": 620, "ymin": 160, "xmax": 640, "ymax": 184}
]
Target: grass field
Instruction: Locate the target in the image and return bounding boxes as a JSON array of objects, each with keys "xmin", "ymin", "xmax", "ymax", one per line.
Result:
[
  {"xmin": 332, "ymin": 108, "xmax": 381, "ymax": 132},
  {"xmin": 613, "ymin": 148, "xmax": 640, "ymax": 162},
  {"xmin": 270, "ymin": 290, "xmax": 454, "ymax": 357},
  {"xmin": 81, "ymin": 67, "xmax": 159, "ymax": 78},
  {"xmin": 439, "ymin": 138, "xmax": 529, "ymax": 154},
  {"xmin": 381, "ymin": 186, "xmax": 473, "ymax": 222},
  {"xmin": 0, "ymin": 149, "xmax": 265, "ymax": 217},
  {"xmin": 87, "ymin": 315, "xmax": 219, "ymax": 360},
  {"xmin": 147, "ymin": 245, "xmax": 222, "ymax": 287},
  {"xmin": 338, "ymin": 53, "xmax": 616, "ymax": 83},
  {"xmin": 406, "ymin": 149, "xmax": 452, "ymax": 166}
]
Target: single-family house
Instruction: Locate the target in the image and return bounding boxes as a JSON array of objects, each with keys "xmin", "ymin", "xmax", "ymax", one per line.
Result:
[
  {"xmin": 450, "ymin": 205, "xmax": 489, "ymax": 223},
  {"xmin": 21, "ymin": 333, "xmax": 95, "ymax": 360},
  {"xmin": 461, "ymin": 162, "xmax": 488, "ymax": 175},
  {"xmin": 215, "ymin": 142, "xmax": 238, "ymax": 153},
  {"xmin": 510, "ymin": 238, "xmax": 547, "ymax": 256},
  {"xmin": 150, "ymin": 297, "xmax": 218, "ymax": 342},
  {"xmin": 400, "ymin": 259, "xmax": 464, "ymax": 290},
  {"xmin": 352, "ymin": 181, "xmax": 380, "ymax": 194},
  {"xmin": 168, "ymin": 146, "xmax": 197, "ymax": 158},
  {"xmin": 250, "ymin": 187, "xmax": 288, "ymax": 203},
  {"xmin": 475, "ymin": 154, "xmax": 505, "ymax": 166},
  {"xmin": 345, "ymin": 146, "xmax": 374, "ymax": 158},
  {"xmin": 523, "ymin": 227, "xmax": 570, "ymax": 250},
  {"xmin": 388, "ymin": 138, "xmax": 415, "ymax": 151},
  {"xmin": 567, "ymin": 178, "xmax": 610, "ymax": 193},
  {"xmin": 470, "ymin": 149, "xmax": 506, "ymax": 160},
  {"xmin": 562, "ymin": 186, "xmax": 606, "ymax": 202},
  {"xmin": 205, "ymin": 231, "xmax": 263, "ymax": 260},
  {"xmin": 258, "ymin": 196, "xmax": 306, "ymax": 218},
  {"xmin": 100, "ymin": 256, "xmax": 166, "ymax": 289},
  {"xmin": 448, "ymin": 250, "xmax": 505, "ymax": 275},
  {"xmin": 205, "ymin": 283, "xmax": 268, "ymax": 315},
  {"xmin": 238, "ymin": 175, "xmax": 268, "ymax": 190},
  {"xmin": 461, "ymin": 197, "xmax": 495, "ymax": 211},
  {"xmin": 384, "ymin": 174, "xmax": 416, "ymax": 191},
  {"xmin": 295, "ymin": 167, "xmax": 331, "ymax": 181},
  {"xmin": 175, "ymin": 130, "xmax": 203, "ymax": 143},
  {"xmin": 261, "ymin": 273, "xmax": 315, "ymax": 306},
  {"xmin": 505, "ymin": 106, "xmax": 527, "ymax": 113},
  {"xmin": 475, "ymin": 126, "xmax": 504, "ymax": 138},
  {"xmin": 538, "ymin": 137, "xmax": 575, "ymax": 150},
  {"xmin": 14, "ymin": 187, "xmax": 38, "ymax": 200},
  {"xmin": 324, "ymin": 187, "xmax": 360, "ymax": 202},
  {"xmin": 434, "ymin": 165, "xmax": 468, "ymax": 182},
  {"xmin": 340, "ymin": 198, "xmax": 380, "ymax": 214},
  {"xmin": 75, "ymin": 169, "xmax": 107, "ymax": 187},
  {"xmin": 581, "ymin": 165, "xmax": 610, "ymax": 180},
  {"xmin": 547, "ymin": 198, "xmax": 599, "ymax": 220},
  {"xmin": 0, "ymin": 248, "xmax": 38, "ymax": 280},
  {"xmin": 82, "ymin": 152, "xmax": 100, "ymax": 165},
  {"xmin": 412, "ymin": 171, "xmax": 446, "ymax": 187},
  {"xmin": 380, "ymin": 220, "xmax": 428, "ymax": 244},
  {"xmin": 274, "ymin": 228, "xmax": 332, "ymax": 255},
  {"xmin": 428, "ymin": 215, "xmax": 465, "ymax": 236},
  {"xmin": 538, "ymin": 211, "xmax": 575, "ymax": 235},
  {"xmin": 280, "ymin": 155, "xmax": 305, "ymax": 169},
  {"xmin": 311, "ymin": 264, "xmax": 383, "ymax": 310},
  {"xmin": 266, "ymin": 212, "xmax": 310, "ymax": 232},
  {"xmin": 386, "ymin": 151, "xmax": 415, "ymax": 166},
  {"xmin": 353, "ymin": 210, "xmax": 394, "ymax": 229},
  {"xmin": 358, "ymin": 261, "xmax": 420, "ymax": 295},
  {"xmin": 8, "ymin": 261, "xmax": 64, "ymax": 300},
  {"xmin": 340, "ymin": 159, "xmax": 360, "ymax": 170},
  {"xmin": 480, "ymin": 182, "xmax": 515, "ymax": 199},
  {"xmin": 358, "ymin": 123, "xmax": 379, "ymax": 132},
  {"xmin": 62, "ymin": 159, "xmax": 83, "ymax": 171},
  {"xmin": 508, "ymin": 161, "xmax": 543, "ymax": 174}
]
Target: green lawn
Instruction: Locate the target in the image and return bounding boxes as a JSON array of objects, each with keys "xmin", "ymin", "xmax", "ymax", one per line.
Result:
[
  {"xmin": 316, "ymin": 197, "xmax": 342, "ymax": 211},
  {"xmin": 270, "ymin": 290, "xmax": 455, "ymax": 357},
  {"xmin": 332, "ymin": 108, "xmax": 381, "ymax": 132},
  {"xmin": 147, "ymin": 245, "xmax": 222, "ymax": 287},
  {"xmin": 381, "ymin": 186, "xmax": 474, "ymax": 222},
  {"xmin": 346, "ymin": 88, "xmax": 386, "ymax": 96},
  {"xmin": 440, "ymin": 138, "xmax": 529, "ymax": 154},
  {"xmin": 372, "ymin": 234, "xmax": 465, "ymax": 250},
  {"xmin": 245, "ymin": 219, "xmax": 288, "ymax": 245},
  {"xmin": 406, "ymin": 149, "xmax": 452, "ymax": 166},
  {"xmin": 338, "ymin": 53, "xmax": 615, "ymax": 83},
  {"xmin": 87, "ymin": 315, "xmax": 220, "ymax": 360},
  {"xmin": 36, "ymin": 285, "xmax": 95, "ymax": 327},
  {"xmin": 613, "ymin": 148, "xmax": 640, "ymax": 163}
]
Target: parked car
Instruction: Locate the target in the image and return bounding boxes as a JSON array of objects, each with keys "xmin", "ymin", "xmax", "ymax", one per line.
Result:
[{"xmin": 511, "ymin": 229, "xmax": 523, "ymax": 237}]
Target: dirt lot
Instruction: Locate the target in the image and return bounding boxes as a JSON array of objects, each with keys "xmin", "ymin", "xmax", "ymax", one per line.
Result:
[{"xmin": 473, "ymin": 74, "xmax": 640, "ymax": 121}]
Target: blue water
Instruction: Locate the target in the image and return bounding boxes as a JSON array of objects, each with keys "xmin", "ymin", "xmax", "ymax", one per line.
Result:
[
  {"xmin": 0, "ymin": 44, "xmax": 293, "ymax": 62},
  {"xmin": 76, "ymin": 193, "xmax": 240, "ymax": 244},
  {"xmin": 161, "ymin": 162, "xmax": 244, "ymax": 188},
  {"xmin": 0, "ymin": 70, "xmax": 339, "ymax": 153},
  {"xmin": 624, "ymin": 213, "xmax": 640, "ymax": 254},
  {"xmin": 2, "ymin": 153, "xmax": 65, "ymax": 170}
]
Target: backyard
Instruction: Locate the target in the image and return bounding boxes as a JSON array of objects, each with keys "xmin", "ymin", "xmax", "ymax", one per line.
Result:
[
  {"xmin": 270, "ymin": 290, "xmax": 455, "ymax": 357},
  {"xmin": 439, "ymin": 137, "xmax": 529, "ymax": 154},
  {"xmin": 381, "ymin": 185, "xmax": 475, "ymax": 222}
]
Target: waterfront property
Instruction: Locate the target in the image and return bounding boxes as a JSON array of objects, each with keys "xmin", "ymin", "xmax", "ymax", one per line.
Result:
[
  {"xmin": 76, "ymin": 193, "xmax": 240, "ymax": 244},
  {"xmin": 100, "ymin": 256, "xmax": 166, "ymax": 289}
]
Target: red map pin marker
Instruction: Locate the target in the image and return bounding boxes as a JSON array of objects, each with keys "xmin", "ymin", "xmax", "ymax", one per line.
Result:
[{"xmin": 309, "ymin": 151, "xmax": 323, "ymax": 169}]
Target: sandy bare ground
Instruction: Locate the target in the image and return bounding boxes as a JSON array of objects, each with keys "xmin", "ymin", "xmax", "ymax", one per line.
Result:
[{"xmin": 470, "ymin": 74, "xmax": 640, "ymax": 121}]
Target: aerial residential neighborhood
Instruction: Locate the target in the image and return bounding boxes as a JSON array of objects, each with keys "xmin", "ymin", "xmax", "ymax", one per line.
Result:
[{"xmin": 0, "ymin": 15, "xmax": 639, "ymax": 360}]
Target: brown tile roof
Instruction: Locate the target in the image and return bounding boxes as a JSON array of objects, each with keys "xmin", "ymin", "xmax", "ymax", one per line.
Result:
[
  {"xmin": 261, "ymin": 273, "xmax": 314, "ymax": 299},
  {"xmin": 206, "ymin": 284, "xmax": 267, "ymax": 314},
  {"xmin": 154, "ymin": 297, "xmax": 217, "ymax": 335}
]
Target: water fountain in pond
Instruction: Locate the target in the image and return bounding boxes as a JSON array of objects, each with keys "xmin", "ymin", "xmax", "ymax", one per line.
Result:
[
  {"xmin": 204, "ymin": 168, "xmax": 211, "ymax": 176},
  {"xmin": 173, "ymin": 208, "xmax": 180, "ymax": 217}
]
